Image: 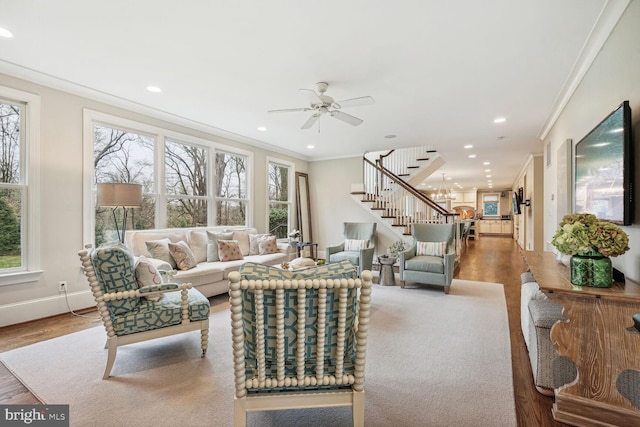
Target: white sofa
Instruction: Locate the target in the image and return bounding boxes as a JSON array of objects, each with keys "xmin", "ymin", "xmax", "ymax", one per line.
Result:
[{"xmin": 125, "ymin": 227, "xmax": 293, "ymax": 297}]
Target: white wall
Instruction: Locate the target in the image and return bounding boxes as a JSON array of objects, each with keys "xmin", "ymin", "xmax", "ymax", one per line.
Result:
[
  {"xmin": 0, "ymin": 73, "xmax": 308, "ymax": 326},
  {"xmin": 543, "ymin": 1, "xmax": 640, "ymax": 281}
]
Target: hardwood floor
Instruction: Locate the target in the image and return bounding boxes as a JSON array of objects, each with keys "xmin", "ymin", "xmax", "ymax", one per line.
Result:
[{"xmin": 0, "ymin": 236, "xmax": 567, "ymax": 426}]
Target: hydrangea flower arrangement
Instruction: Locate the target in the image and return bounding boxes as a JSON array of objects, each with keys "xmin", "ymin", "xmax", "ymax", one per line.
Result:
[{"xmin": 551, "ymin": 213, "xmax": 629, "ymax": 257}]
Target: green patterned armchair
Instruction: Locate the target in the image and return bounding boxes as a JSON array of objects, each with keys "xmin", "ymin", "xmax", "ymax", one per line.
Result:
[
  {"xmin": 78, "ymin": 244, "xmax": 210, "ymax": 379},
  {"xmin": 326, "ymin": 222, "xmax": 377, "ymax": 274},
  {"xmin": 229, "ymin": 261, "xmax": 373, "ymax": 427},
  {"xmin": 399, "ymin": 223, "xmax": 456, "ymax": 294}
]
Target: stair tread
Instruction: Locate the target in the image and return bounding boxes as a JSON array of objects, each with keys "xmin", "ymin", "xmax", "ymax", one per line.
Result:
[
  {"xmin": 416, "ymin": 158, "xmax": 430, "ymax": 161},
  {"xmin": 407, "ymin": 166, "xmax": 419, "ymax": 169}
]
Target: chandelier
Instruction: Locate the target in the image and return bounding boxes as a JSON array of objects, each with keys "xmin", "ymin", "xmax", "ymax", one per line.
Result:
[{"xmin": 432, "ymin": 173, "xmax": 456, "ymax": 202}]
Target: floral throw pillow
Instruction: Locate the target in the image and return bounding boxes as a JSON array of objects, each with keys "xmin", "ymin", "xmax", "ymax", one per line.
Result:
[
  {"xmin": 416, "ymin": 241, "xmax": 447, "ymax": 257},
  {"xmin": 145, "ymin": 238, "xmax": 177, "ymax": 269},
  {"xmin": 168, "ymin": 240, "xmax": 197, "ymax": 270},
  {"xmin": 249, "ymin": 233, "xmax": 269, "ymax": 255},
  {"xmin": 134, "ymin": 256, "xmax": 163, "ymax": 301},
  {"xmin": 217, "ymin": 239, "xmax": 244, "ymax": 262},
  {"xmin": 344, "ymin": 239, "xmax": 369, "ymax": 251},
  {"xmin": 258, "ymin": 235, "xmax": 278, "ymax": 255}
]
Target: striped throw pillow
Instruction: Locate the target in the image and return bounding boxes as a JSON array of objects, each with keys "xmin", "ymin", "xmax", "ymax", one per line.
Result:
[
  {"xmin": 344, "ymin": 239, "xmax": 369, "ymax": 251},
  {"xmin": 416, "ymin": 241, "xmax": 447, "ymax": 257}
]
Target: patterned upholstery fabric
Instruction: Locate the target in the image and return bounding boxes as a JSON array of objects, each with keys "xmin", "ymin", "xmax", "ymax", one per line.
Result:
[
  {"xmin": 92, "ymin": 245, "xmax": 140, "ymax": 315},
  {"xmin": 239, "ymin": 259, "xmax": 357, "ymax": 281},
  {"xmin": 344, "ymin": 238, "xmax": 369, "ymax": 251},
  {"xmin": 238, "ymin": 259, "xmax": 359, "ymax": 381},
  {"xmin": 111, "ymin": 288, "xmax": 210, "ymax": 336},
  {"xmin": 416, "ymin": 241, "xmax": 447, "ymax": 257}
]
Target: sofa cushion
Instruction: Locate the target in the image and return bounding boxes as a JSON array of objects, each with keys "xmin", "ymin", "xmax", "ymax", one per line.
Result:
[
  {"xmin": 132, "ymin": 231, "xmax": 186, "ymax": 258},
  {"xmin": 172, "ymin": 262, "xmax": 224, "ymax": 283},
  {"xmin": 416, "ymin": 241, "xmax": 447, "ymax": 257},
  {"xmin": 344, "ymin": 238, "xmax": 369, "ymax": 251},
  {"xmin": 145, "ymin": 238, "xmax": 177, "ymax": 269},
  {"xmin": 258, "ymin": 235, "xmax": 278, "ymax": 255},
  {"xmin": 206, "ymin": 231, "xmax": 234, "ymax": 262},
  {"xmin": 187, "ymin": 229, "xmax": 208, "ymax": 263},
  {"xmin": 404, "ymin": 255, "xmax": 445, "ymax": 274},
  {"xmin": 329, "ymin": 251, "xmax": 360, "ymax": 266},
  {"xmin": 249, "ymin": 233, "xmax": 268, "ymax": 255},
  {"xmin": 134, "ymin": 256, "xmax": 163, "ymax": 301},
  {"xmin": 217, "ymin": 239, "xmax": 244, "ymax": 262},
  {"xmin": 168, "ymin": 240, "xmax": 197, "ymax": 270}
]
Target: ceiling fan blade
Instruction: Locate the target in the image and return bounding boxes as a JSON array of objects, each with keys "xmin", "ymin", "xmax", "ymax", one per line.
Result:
[
  {"xmin": 300, "ymin": 88, "xmax": 322, "ymax": 104},
  {"xmin": 301, "ymin": 114, "xmax": 320, "ymax": 129},
  {"xmin": 267, "ymin": 107, "xmax": 312, "ymax": 113},
  {"xmin": 330, "ymin": 110, "xmax": 363, "ymax": 126},
  {"xmin": 333, "ymin": 96, "xmax": 375, "ymax": 109}
]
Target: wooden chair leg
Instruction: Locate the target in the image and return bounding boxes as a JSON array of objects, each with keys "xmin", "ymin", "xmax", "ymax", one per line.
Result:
[
  {"xmin": 352, "ymin": 390, "xmax": 365, "ymax": 427},
  {"xmin": 234, "ymin": 397, "xmax": 247, "ymax": 427},
  {"xmin": 103, "ymin": 338, "xmax": 118, "ymax": 379},
  {"xmin": 201, "ymin": 327, "xmax": 208, "ymax": 357},
  {"xmin": 444, "ymin": 286, "xmax": 450, "ymax": 294}
]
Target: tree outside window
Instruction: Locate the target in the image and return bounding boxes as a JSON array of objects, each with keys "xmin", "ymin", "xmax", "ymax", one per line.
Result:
[
  {"xmin": 216, "ymin": 151, "xmax": 247, "ymax": 226},
  {"xmin": 0, "ymin": 101, "xmax": 23, "ymax": 270},
  {"xmin": 268, "ymin": 161, "xmax": 291, "ymax": 238},
  {"xmin": 483, "ymin": 193, "xmax": 500, "ymax": 216}
]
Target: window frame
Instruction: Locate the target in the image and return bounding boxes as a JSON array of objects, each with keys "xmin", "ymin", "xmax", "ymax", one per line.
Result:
[
  {"xmin": 0, "ymin": 86, "xmax": 42, "ymax": 286},
  {"xmin": 83, "ymin": 110, "xmax": 253, "ymax": 245},
  {"xmin": 266, "ymin": 157, "xmax": 294, "ymax": 239},
  {"xmin": 482, "ymin": 193, "xmax": 501, "ymax": 218}
]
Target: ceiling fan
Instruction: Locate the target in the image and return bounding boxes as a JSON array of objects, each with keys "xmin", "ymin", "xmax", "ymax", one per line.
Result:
[{"xmin": 268, "ymin": 82, "xmax": 375, "ymax": 130}]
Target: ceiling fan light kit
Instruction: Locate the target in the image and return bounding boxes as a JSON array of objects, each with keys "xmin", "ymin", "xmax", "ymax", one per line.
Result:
[{"xmin": 268, "ymin": 82, "xmax": 375, "ymax": 130}]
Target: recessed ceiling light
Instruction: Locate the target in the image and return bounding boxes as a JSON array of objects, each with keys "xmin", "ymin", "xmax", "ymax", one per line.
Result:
[
  {"xmin": 257, "ymin": 126, "xmax": 267, "ymax": 132},
  {"xmin": 464, "ymin": 145, "xmax": 473, "ymax": 149},
  {"xmin": 484, "ymin": 169, "xmax": 491, "ymax": 173},
  {"xmin": 307, "ymin": 145, "xmax": 315, "ymax": 149},
  {"xmin": 447, "ymin": 177, "xmax": 452, "ymax": 180},
  {"xmin": 468, "ymin": 154, "xmax": 476, "ymax": 158},
  {"xmin": 0, "ymin": 27, "xmax": 13, "ymax": 38},
  {"xmin": 494, "ymin": 117, "xmax": 506, "ymax": 123},
  {"xmin": 384, "ymin": 134, "xmax": 397, "ymax": 139},
  {"xmin": 146, "ymin": 85, "xmax": 162, "ymax": 93},
  {"xmin": 483, "ymin": 162, "xmax": 490, "ymax": 166}
]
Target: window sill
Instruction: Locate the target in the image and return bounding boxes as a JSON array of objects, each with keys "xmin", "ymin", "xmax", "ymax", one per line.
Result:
[{"xmin": 0, "ymin": 270, "xmax": 44, "ymax": 287}]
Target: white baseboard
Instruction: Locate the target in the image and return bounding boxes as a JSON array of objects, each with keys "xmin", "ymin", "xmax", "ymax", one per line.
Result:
[{"xmin": 0, "ymin": 290, "xmax": 95, "ymax": 327}]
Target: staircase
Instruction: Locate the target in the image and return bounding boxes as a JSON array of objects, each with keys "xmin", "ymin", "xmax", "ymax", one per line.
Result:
[{"xmin": 352, "ymin": 147, "xmax": 461, "ymax": 252}]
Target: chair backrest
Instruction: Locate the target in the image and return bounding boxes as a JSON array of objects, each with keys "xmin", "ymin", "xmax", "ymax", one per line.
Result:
[
  {"xmin": 343, "ymin": 222, "xmax": 377, "ymax": 241},
  {"xmin": 412, "ymin": 223, "xmax": 455, "ymax": 249},
  {"xmin": 229, "ymin": 270, "xmax": 373, "ymax": 398},
  {"xmin": 90, "ymin": 244, "xmax": 140, "ymax": 316}
]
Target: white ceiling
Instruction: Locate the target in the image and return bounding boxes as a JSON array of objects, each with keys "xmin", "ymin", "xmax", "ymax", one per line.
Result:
[{"xmin": 0, "ymin": 0, "xmax": 625, "ymax": 190}]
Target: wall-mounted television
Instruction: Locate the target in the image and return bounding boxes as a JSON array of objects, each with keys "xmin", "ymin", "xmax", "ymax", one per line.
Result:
[
  {"xmin": 574, "ymin": 101, "xmax": 633, "ymax": 225},
  {"xmin": 512, "ymin": 191, "xmax": 521, "ymax": 215}
]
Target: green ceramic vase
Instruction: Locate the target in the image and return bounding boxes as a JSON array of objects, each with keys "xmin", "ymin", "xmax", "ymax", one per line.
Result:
[{"xmin": 570, "ymin": 250, "xmax": 612, "ymax": 288}]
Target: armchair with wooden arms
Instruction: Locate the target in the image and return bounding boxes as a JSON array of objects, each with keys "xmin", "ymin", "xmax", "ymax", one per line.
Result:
[
  {"xmin": 229, "ymin": 260, "xmax": 373, "ymax": 427},
  {"xmin": 325, "ymin": 222, "xmax": 377, "ymax": 274},
  {"xmin": 78, "ymin": 244, "xmax": 210, "ymax": 379},
  {"xmin": 399, "ymin": 223, "xmax": 456, "ymax": 294}
]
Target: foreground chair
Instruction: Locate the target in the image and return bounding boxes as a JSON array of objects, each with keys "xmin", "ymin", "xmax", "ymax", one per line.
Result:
[
  {"xmin": 326, "ymin": 222, "xmax": 377, "ymax": 274},
  {"xmin": 399, "ymin": 223, "xmax": 456, "ymax": 294},
  {"xmin": 229, "ymin": 265, "xmax": 373, "ymax": 427},
  {"xmin": 78, "ymin": 244, "xmax": 210, "ymax": 379}
]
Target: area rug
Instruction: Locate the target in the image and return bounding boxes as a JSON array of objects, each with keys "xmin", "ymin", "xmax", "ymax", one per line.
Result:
[{"xmin": 1, "ymin": 279, "xmax": 516, "ymax": 427}]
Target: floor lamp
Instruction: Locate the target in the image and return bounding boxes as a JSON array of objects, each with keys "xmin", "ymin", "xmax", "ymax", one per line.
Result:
[{"xmin": 96, "ymin": 183, "xmax": 143, "ymax": 244}]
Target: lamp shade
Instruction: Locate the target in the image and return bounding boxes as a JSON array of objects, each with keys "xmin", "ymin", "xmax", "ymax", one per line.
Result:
[{"xmin": 96, "ymin": 183, "xmax": 143, "ymax": 208}]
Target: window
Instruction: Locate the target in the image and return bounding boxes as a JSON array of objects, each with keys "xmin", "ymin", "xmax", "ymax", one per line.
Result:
[
  {"xmin": 0, "ymin": 87, "xmax": 41, "ymax": 284},
  {"xmin": 84, "ymin": 110, "xmax": 251, "ymax": 245},
  {"xmin": 215, "ymin": 151, "xmax": 248, "ymax": 226},
  {"xmin": 267, "ymin": 159, "xmax": 293, "ymax": 238},
  {"xmin": 482, "ymin": 193, "xmax": 500, "ymax": 216}
]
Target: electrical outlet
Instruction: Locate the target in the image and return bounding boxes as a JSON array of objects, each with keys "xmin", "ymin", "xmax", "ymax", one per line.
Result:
[{"xmin": 58, "ymin": 281, "xmax": 67, "ymax": 292}]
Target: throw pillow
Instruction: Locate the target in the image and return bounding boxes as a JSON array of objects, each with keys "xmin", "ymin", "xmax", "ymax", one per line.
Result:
[
  {"xmin": 145, "ymin": 238, "xmax": 177, "ymax": 269},
  {"xmin": 344, "ymin": 238, "xmax": 369, "ymax": 251},
  {"xmin": 168, "ymin": 240, "xmax": 197, "ymax": 270},
  {"xmin": 258, "ymin": 235, "xmax": 278, "ymax": 255},
  {"xmin": 206, "ymin": 231, "xmax": 234, "ymax": 262},
  {"xmin": 249, "ymin": 233, "xmax": 268, "ymax": 255},
  {"xmin": 217, "ymin": 239, "xmax": 244, "ymax": 262},
  {"xmin": 134, "ymin": 256, "xmax": 163, "ymax": 301},
  {"xmin": 416, "ymin": 241, "xmax": 447, "ymax": 257}
]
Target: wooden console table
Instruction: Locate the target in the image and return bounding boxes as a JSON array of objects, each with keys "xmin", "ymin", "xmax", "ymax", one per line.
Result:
[{"xmin": 525, "ymin": 251, "xmax": 640, "ymax": 426}]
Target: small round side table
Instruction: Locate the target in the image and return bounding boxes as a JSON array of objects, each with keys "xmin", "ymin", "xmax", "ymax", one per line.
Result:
[{"xmin": 377, "ymin": 256, "xmax": 397, "ymax": 286}]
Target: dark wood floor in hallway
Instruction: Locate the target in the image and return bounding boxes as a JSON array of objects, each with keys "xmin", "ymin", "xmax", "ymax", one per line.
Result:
[{"xmin": 0, "ymin": 236, "xmax": 568, "ymax": 426}]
